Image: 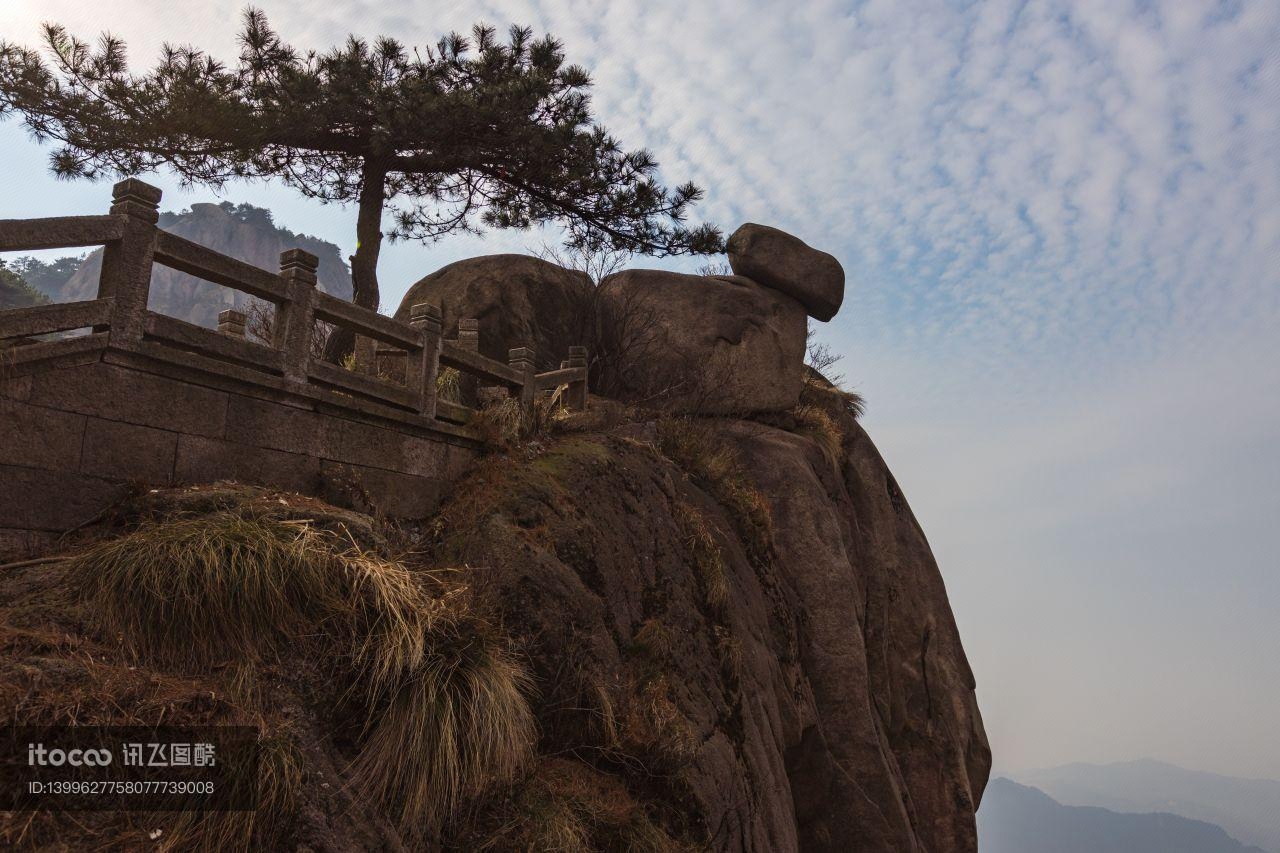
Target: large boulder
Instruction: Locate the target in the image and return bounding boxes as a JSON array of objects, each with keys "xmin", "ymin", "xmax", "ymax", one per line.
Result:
[
  {"xmin": 396, "ymin": 254, "xmax": 592, "ymax": 371},
  {"xmin": 726, "ymin": 223, "xmax": 845, "ymax": 322},
  {"xmin": 596, "ymin": 269, "xmax": 806, "ymax": 414}
]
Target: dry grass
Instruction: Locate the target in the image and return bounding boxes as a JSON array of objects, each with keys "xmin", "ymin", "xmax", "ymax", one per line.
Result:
[
  {"xmin": 470, "ymin": 394, "xmax": 569, "ymax": 449},
  {"xmin": 802, "ymin": 373, "xmax": 866, "ymax": 421},
  {"xmin": 467, "ymin": 758, "xmax": 692, "ymax": 852},
  {"xmin": 348, "ymin": 634, "xmax": 535, "ymax": 832},
  {"xmin": 676, "ymin": 503, "xmax": 730, "ymax": 615},
  {"xmin": 437, "ymin": 366, "xmax": 462, "ymax": 403},
  {"xmin": 631, "ymin": 619, "xmax": 676, "ymax": 663},
  {"xmin": 566, "ymin": 666, "xmax": 696, "ymax": 775},
  {"xmin": 65, "ymin": 508, "xmax": 535, "ymax": 837},
  {"xmin": 619, "ymin": 676, "xmax": 700, "ymax": 769},
  {"xmin": 792, "ymin": 403, "xmax": 845, "ymax": 469},
  {"xmin": 656, "ymin": 417, "xmax": 774, "ymax": 566},
  {"xmin": 157, "ymin": 730, "xmax": 304, "ymax": 852}
]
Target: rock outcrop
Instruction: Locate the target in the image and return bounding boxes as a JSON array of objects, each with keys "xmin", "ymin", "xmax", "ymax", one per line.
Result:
[
  {"xmin": 727, "ymin": 223, "xmax": 846, "ymax": 322},
  {"xmin": 596, "ymin": 268, "xmax": 807, "ymax": 414},
  {"xmin": 396, "ymin": 254, "xmax": 593, "ymax": 372},
  {"xmin": 432, "ymin": 396, "xmax": 989, "ymax": 851},
  {"xmin": 0, "ymin": 220, "xmax": 989, "ymax": 851}
]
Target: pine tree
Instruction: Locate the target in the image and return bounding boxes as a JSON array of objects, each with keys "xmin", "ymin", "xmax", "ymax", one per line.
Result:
[{"xmin": 0, "ymin": 8, "xmax": 722, "ymax": 357}]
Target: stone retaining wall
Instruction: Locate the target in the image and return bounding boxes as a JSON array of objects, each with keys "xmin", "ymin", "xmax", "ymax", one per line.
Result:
[{"xmin": 0, "ymin": 349, "xmax": 481, "ymax": 559}]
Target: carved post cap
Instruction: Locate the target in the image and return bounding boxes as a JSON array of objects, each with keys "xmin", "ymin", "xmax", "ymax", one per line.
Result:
[
  {"xmin": 409, "ymin": 302, "xmax": 442, "ymax": 332},
  {"xmin": 410, "ymin": 302, "xmax": 441, "ymax": 321},
  {"xmin": 111, "ymin": 178, "xmax": 163, "ymax": 207},
  {"xmin": 217, "ymin": 308, "xmax": 247, "ymax": 337},
  {"xmin": 279, "ymin": 248, "xmax": 319, "ymax": 272},
  {"xmin": 508, "ymin": 346, "xmax": 535, "ymax": 364},
  {"xmin": 458, "ymin": 318, "xmax": 480, "ymax": 332},
  {"xmin": 279, "ymin": 248, "xmax": 318, "ymax": 286},
  {"xmin": 110, "ymin": 178, "xmax": 162, "ymax": 222}
]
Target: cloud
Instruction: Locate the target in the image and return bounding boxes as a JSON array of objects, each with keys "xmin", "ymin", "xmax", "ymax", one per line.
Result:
[{"xmin": 3, "ymin": 1, "xmax": 1275, "ymax": 375}]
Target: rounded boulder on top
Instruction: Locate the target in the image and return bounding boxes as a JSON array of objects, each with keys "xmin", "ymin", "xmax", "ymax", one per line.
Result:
[{"xmin": 726, "ymin": 223, "xmax": 846, "ymax": 322}]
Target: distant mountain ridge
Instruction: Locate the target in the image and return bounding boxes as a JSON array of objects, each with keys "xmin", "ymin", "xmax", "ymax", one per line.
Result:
[
  {"xmin": 979, "ymin": 777, "xmax": 1267, "ymax": 853},
  {"xmin": 58, "ymin": 201, "xmax": 352, "ymax": 328},
  {"xmin": 1015, "ymin": 760, "xmax": 1280, "ymax": 853},
  {"xmin": 0, "ymin": 261, "xmax": 49, "ymax": 309}
]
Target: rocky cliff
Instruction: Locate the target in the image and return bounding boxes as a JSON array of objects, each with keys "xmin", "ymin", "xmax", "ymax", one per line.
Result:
[
  {"xmin": 0, "ymin": 223, "xmax": 988, "ymax": 851},
  {"xmin": 59, "ymin": 202, "xmax": 352, "ymax": 326}
]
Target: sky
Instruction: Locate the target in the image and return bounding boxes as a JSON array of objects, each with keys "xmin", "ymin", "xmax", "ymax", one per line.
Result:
[{"xmin": 2, "ymin": 0, "xmax": 1278, "ymax": 780}]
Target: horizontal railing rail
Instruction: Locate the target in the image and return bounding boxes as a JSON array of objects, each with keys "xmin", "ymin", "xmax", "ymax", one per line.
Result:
[
  {"xmin": 0, "ymin": 177, "xmax": 589, "ymax": 442},
  {"xmin": 143, "ymin": 311, "xmax": 284, "ymax": 375},
  {"xmin": 0, "ymin": 299, "xmax": 114, "ymax": 342},
  {"xmin": 0, "ymin": 215, "xmax": 124, "ymax": 252},
  {"xmin": 153, "ymin": 231, "xmax": 291, "ymax": 303},
  {"xmin": 312, "ymin": 291, "xmax": 423, "ymax": 352},
  {"xmin": 440, "ymin": 339, "xmax": 527, "ymax": 389}
]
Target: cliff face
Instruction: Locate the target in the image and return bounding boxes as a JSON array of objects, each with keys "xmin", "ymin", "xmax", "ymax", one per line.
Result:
[
  {"xmin": 60, "ymin": 202, "xmax": 352, "ymax": 326},
  {"xmin": 431, "ymin": 397, "xmax": 989, "ymax": 851}
]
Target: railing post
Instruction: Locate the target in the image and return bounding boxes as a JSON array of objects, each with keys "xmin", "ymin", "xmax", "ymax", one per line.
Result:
[
  {"xmin": 275, "ymin": 249, "xmax": 319, "ymax": 385},
  {"xmin": 456, "ymin": 318, "xmax": 480, "ymax": 405},
  {"xmin": 353, "ymin": 334, "xmax": 377, "ymax": 376},
  {"xmin": 217, "ymin": 309, "xmax": 247, "ymax": 338},
  {"xmin": 567, "ymin": 345, "xmax": 589, "ymax": 411},
  {"xmin": 99, "ymin": 178, "xmax": 161, "ymax": 346},
  {"xmin": 409, "ymin": 303, "xmax": 443, "ymax": 419},
  {"xmin": 509, "ymin": 346, "xmax": 537, "ymax": 408},
  {"xmin": 457, "ymin": 318, "xmax": 480, "ymax": 351}
]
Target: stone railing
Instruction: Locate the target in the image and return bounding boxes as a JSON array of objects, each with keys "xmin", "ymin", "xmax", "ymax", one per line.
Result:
[{"xmin": 0, "ymin": 178, "xmax": 588, "ymax": 437}]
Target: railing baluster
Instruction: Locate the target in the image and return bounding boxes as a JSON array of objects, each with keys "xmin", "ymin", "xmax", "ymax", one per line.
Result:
[
  {"xmin": 275, "ymin": 249, "xmax": 319, "ymax": 385},
  {"xmin": 456, "ymin": 318, "xmax": 480, "ymax": 406},
  {"xmin": 568, "ymin": 345, "xmax": 589, "ymax": 411},
  {"xmin": 508, "ymin": 346, "xmax": 537, "ymax": 408},
  {"xmin": 409, "ymin": 303, "xmax": 443, "ymax": 419},
  {"xmin": 98, "ymin": 179, "xmax": 161, "ymax": 346}
]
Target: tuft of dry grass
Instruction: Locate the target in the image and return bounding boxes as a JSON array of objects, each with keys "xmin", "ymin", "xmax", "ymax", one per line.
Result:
[
  {"xmin": 802, "ymin": 373, "xmax": 866, "ymax": 421},
  {"xmin": 348, "ymin": 634, "xmax": 535, "ymax": 833},
  {"xmin": 631, "ymin": 618, "xmax": 676, "ymax": 663},
  {"xmin": 792, "ymin": 403, "xmax": 845, "ymax": 468},
  {"xmin": 470, "ymin": 394, "xmax": 569, "ymax": 449},
  {"xmin": 466, "ymin": 757, "xmax": 692, "ymax": 852},
  {"xmin": 66, "ymin": 508, "xmax": 535, "ymax": 837},
  {"xmin": 675, "ymin": 503, "xmax": 730, "ymax": 615},
  {"xmin": 656, "ymin": 417, "xmax": 774, "ymax": 566},
  {"xmin": 437, "ymin": 366, "xmax": 462, "ymax": 403},
  {"xmin": 158, "ymin": 729, "xmax": 304, "ymax": 852}
]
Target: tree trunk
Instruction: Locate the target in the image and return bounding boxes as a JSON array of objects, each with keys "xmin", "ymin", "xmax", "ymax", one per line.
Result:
[{"xmin": 323, "ymin": 161, "xmax": 386, "ymax": 363}]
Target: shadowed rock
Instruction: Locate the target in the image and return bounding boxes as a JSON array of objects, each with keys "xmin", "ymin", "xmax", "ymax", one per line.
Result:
[
  {"xmin": 727, "ymin": 223, "xmax": 846, "ymax": 322},
  {"xmin": 396, "ymin": 254, "xmax": 592, "ymax": 372},
  {"xmin": 596, "ymin": 268, "xmax": 807, "ymax": 414}
]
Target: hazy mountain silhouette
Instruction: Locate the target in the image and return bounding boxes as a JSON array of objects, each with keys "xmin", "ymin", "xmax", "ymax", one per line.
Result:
[
  {"xmin": 1016, "ymin": 760, "xmax": 1280, "ymax": 853},
  {"xmin": 979, "ymin": 777, "xmax": 1266, "ymax": 853}
]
